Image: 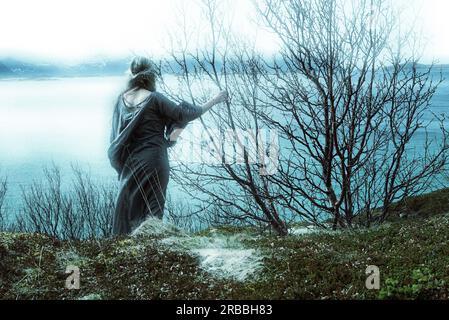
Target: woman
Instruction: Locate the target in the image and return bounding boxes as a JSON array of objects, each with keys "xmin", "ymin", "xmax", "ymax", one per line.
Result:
[{"xmin": 108, "ymin": 56, "xmax": 228, "ymax": 235}]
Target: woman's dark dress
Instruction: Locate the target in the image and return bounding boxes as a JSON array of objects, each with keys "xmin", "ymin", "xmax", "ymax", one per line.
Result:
[{"xmin": 108, "ymin": 91, "xmax": 203, "ymax": 235}]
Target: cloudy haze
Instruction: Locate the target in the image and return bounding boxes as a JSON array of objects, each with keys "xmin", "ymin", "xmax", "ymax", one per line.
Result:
[{"xmin": 1, "ymin": 0, "xmax": 448, "ymax": 63}]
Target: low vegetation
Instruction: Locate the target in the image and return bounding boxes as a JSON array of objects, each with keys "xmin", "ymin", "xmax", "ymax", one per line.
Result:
[{"xmin": 1, "ymin": 189, "xmax": 449, "ymax": 300}]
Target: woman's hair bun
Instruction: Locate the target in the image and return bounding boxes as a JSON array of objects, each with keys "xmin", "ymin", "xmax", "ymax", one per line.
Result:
[
  {"xmin": 128, "ymin": 56, "xmax": 157, "ymax": 91},
  {"xmin": 130, "ymin": 56, "xmax": 155, "ymax": 76}
]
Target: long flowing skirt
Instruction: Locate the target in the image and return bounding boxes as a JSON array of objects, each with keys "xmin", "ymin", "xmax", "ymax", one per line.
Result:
[{"xmin": 112, "ymin": 147, "xmax": 169, "ymax": 235}]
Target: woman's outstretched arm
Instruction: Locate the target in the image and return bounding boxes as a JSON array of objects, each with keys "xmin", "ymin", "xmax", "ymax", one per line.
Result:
[
  {"xmin": 199, "ymin": 90, "xmax": 228, "ymax": 114},
  {"xmin": 166, "ymin": 90, "xmax": 229, "ymax": 142},
  {"xmin": 156, "ymin": 91, "xmax": 228, "ymax": 123}
]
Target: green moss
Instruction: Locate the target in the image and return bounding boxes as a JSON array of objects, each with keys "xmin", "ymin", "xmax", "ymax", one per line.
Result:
[
  {"xmin": 390, "ymin": 188, "xmax": 449, "ymax": 219},
  {"xmin": 1, "ymin": 212, "xmax": 449, "ymax": 300}
]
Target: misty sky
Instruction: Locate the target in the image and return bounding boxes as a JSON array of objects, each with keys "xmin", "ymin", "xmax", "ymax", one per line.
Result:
[{"xmin": 1, "ymin": 0, "xmax": 449, "ymax": 63}]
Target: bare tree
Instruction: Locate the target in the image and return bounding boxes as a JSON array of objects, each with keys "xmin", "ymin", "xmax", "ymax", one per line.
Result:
[
  {"xmin": 255, "ymin": 0, "xmax": 448, "ymax": 228},
  {"xmin": 156, "ymin": 0, "xmax": 447, "ymax": 233},
  {"xmin": 71, "ymin": 164, "xmax": 115, "ymax": 239},
  {"xmin": 17, "ymin": 163, "xmax": 117, "ymax": 239},
  {"xmin": 158, "ymin": 0, "xmax": 289, "ymax": 235},
  {"xmin": 19, "ymin": 164, "xmax": 71, "ymax": 237}
]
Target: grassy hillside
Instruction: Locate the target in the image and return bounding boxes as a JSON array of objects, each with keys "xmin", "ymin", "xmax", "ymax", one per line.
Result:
[{"xmin": 1, "ymin": 210, "xmax": 449, "ymax": 299}]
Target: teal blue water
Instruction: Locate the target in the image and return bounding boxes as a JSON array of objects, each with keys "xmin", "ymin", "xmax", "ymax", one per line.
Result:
[{"xmin": 0, "ymin": 72, "xmax": 448, "ymax": 218}]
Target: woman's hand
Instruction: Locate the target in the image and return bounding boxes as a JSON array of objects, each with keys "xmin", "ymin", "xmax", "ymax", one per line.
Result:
[
  {"xmin": 213, "ymin": 90, "xmax": 229, "ymax": 105},
  {"xmin": 201, "ymin": 90, "xmax": 229, "ymax": 114}
]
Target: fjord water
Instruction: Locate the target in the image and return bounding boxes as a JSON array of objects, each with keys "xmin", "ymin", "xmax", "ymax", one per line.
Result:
[
  {"xmin": 0, "ymin": 71, "xmax": 448, "ymax": 218},
  {"xmin": 0, "ymin": 76, "xmax": 123, "ymax": 215}
]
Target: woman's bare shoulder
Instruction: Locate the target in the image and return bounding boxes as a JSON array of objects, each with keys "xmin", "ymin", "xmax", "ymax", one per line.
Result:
[{"xmin": 123, "ymin": 88, "xmax": 153, "ymax": 107}]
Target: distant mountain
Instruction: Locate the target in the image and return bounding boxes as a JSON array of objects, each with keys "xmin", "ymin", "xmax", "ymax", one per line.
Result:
[
  {"xmin": 0, "ymin": 56, "xmax": 447, "ymax": 79},
  {"xmin": 0, "ymin": 57, "xmax": 130, "ymax": 78},
  {"xmin": 0, "ymin": 56, "xmax": 211, "ymax": 79},
  {"xmin": 0, "ymin": 62, "xmax": 12, "ymax": 75},
  {"xmin": 0, "ymin": 58, "xmax": 61, "ymax": 77}
]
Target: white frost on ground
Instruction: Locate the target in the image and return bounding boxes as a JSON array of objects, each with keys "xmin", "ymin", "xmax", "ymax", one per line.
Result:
[
  {"xmin": 192, "ymin": 248, "xmax": 261, "ymax": 282},
  {"xmin": 132, "ymin": 217, "xmax": 263, "ymax": 282},
  {"xmin": 131, "ymin": 217, "xmax": 188, "ymax": 238},
  {"xmin": 289, "ymin": 225, "xmax": 318, "ymax": 236}
]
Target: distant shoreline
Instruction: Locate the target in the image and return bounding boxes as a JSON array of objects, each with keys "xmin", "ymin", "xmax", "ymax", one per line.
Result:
[
  {"xmin": 1, "ymin": 56, "xmax": 448, "ymax": 81},
  {"xmin": 0, "ymin": 74, "xmax": 126, "ymax": 81}
]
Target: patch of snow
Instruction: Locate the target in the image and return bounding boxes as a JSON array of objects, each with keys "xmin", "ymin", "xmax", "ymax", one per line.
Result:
[
  {"xmin": 131, "ymin": 216, "xmax": 187, "ymax": 238},
  {"xmin": 192, "ymin": 248, "xmax": 262, "ymax": 282},
  {"xmin": 132, "ymin": 217, "xmax": 263, "ymax": 281},
  {"xmin": 289, "ymin": 225, "xmax": 318, "ymax": 236}
]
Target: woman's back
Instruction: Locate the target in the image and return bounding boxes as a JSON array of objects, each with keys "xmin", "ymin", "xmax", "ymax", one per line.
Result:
[
  {"xmin": 122, "ymin": 90, "xmax": 168, "ymax": 155},
  {"xmin": 119, "ymin": 89, "xmax": 205, "ymax": 158},
  {"xmin": 123, "ymin": 88, "xmax": 152, "ymax": 106}
]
